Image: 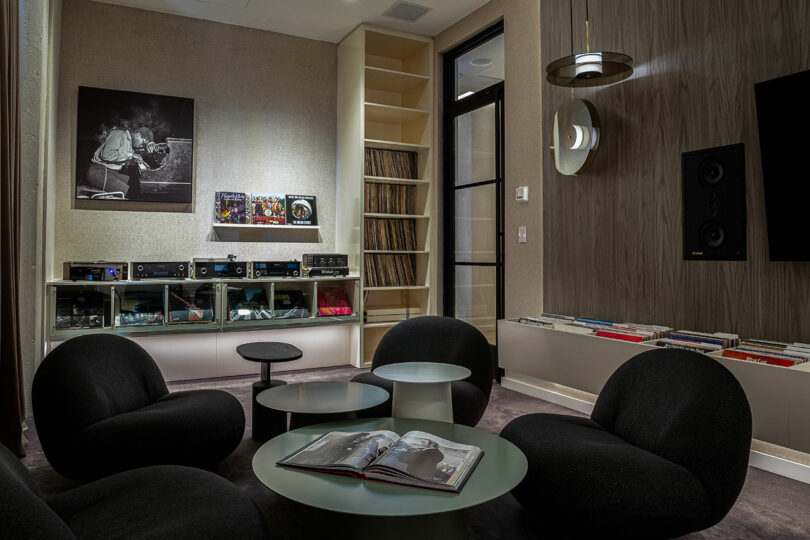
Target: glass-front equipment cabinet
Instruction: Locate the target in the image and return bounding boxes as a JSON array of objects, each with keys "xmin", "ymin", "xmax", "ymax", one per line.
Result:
[{"xmin": 48, "ymin": 277, "xmax": 359, "ymax": 339}]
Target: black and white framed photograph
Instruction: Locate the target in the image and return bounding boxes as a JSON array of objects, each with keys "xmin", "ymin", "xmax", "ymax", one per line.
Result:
[{"xmin": 75, "ymin": 86, "xmax": 194, "ymax": 203}]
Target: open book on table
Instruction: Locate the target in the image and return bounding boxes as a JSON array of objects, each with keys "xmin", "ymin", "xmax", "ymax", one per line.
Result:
[{"xmin": 277, "ymin": 430, "xmax": 483, "ymax": 493}]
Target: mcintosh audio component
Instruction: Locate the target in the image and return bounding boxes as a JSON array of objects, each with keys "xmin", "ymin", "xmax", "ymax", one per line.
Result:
[
  {"xmin": 63, "ymin": 261, "xmax": 128, "ymax": 281},
  {"xmin": 192, "ymin": 258, "xmax": 247, "ymax": 279},
  {"xmin": 251, "ymin": 261, "xmax": 301, "ymax": 278},
  {"xmin": 302, "ymin": 253, "xmax": 348, "ymax": 268},
  {"xmin": 132, "ymin": 262, "xmax": 189, "ymax": 280},
  {"xmin": 307, "ymin": 267, "xmax": 349, "ymax": 277}
]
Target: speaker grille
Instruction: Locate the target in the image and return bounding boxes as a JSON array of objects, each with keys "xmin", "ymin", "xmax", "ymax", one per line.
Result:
[
  {"xmin": 383, "ymin": 1, "xmax": 432, "ymax": 22},
  {"xmin": 682, "ymin": 143, "xmax": 747, "ymax": 261}
]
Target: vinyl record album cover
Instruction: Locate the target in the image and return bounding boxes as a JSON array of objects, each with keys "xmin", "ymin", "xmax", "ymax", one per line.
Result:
[
  {"xmin": 250, "ymin": 193, "xmax": 286, "ymax": 225},
  {"xmin": 215, "ymin": 192, "xmax": 248, "ymax": 224},
  {"xmin": 285, "ymin": 195, "xmax": 318, "ymax": 226}
]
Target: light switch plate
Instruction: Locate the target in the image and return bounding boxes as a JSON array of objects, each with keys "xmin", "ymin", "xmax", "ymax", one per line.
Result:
[{"xmin": 518, "ymin": 226, "xmax": 527, "ymax": 243}]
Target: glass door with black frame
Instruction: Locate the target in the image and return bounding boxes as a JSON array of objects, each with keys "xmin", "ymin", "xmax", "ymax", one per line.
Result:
[{"xmin": 444, "ymin": 23, "xmax": 504, "ymax": 346}]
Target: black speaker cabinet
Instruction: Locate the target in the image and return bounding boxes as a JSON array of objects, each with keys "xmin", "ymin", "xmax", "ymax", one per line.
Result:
[{"xmin": 682, "ymin": 143, "xmax": 746, "ymax": 260}]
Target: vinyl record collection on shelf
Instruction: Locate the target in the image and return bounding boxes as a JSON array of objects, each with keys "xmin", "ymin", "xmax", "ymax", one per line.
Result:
[
  {"xmin": 364, "ymin": 218, "xmax": 417, "ymax": 251},
  {"xmin": 518, "ymin": 313, "xmax": 810, "ymax": 368},
  {"xmin": 364, "ymin": 254, "xmax": 416, "ymax": 287},
  {"xmin": 365, "ymin": 148, "xmax": 417, "ymax": 178},
  {"xmin": 363, "ymin": 148, "xmax": 420, "ymax": 288},
  {"xmin": 214, "ymin": 192, "xmax": 317, "ymax": 226},
  {"xmin": 364, "ymin": 183, "xmax": 415, "ymax": 214}
]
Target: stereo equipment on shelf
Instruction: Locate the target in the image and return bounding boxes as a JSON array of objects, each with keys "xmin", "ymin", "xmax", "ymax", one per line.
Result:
[
  {"xmin": 63, "ymin": 261, "xmax": 128, "ymax": 281},
  {"xmin": 251, "ymin": 261, "xmax": 301, "ymax": 278},
  {"xmin": 303, "ymin": 253, "xmax": 348, "ymax": 268},
  {"xmin": 192, "ymin": 258, "xmax": 247, "ymax": 279},
  {"xmin": 132, "ymin": 261, "xmax": 189, "ymax": 280},
  {"xmin": 307, "ymin": 266, "xmax": 349, "ymax": 277},
  {"xmin": 682, "ymin": 143, "xmax": 747, "ymax": 261}
]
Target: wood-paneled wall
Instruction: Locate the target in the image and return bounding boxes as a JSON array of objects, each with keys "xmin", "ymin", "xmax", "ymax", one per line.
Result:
[{"xmin": 542, "ymin": 0, "xmax": 810, "ymax": 341}]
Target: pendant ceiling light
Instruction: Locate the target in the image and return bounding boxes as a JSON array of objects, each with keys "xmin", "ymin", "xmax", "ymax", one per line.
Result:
[{"xmin": 546, "ymin": 0, "xmax": 633, "ymax": 87}]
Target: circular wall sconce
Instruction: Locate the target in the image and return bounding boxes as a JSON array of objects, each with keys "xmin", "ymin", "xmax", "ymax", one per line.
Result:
[{"xmin": 550, "ymin": 99, "xmax": 600, "ymax": 175}]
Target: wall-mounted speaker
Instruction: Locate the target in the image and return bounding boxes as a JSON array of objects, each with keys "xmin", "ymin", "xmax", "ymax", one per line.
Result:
[{"xmin": 682, "ymin": 143, "xmax": 746, "ymax": 260}]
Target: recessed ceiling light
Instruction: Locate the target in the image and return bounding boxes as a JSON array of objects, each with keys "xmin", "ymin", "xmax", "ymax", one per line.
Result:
[{"xmin": 470, "ymin": 58, "xmax": 492, "ymax": 67}]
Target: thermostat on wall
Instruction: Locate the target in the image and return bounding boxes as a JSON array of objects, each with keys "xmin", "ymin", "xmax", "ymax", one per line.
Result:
[{"xmin": 516, "ymin": 186, "xmax": 529, "ymax": 202}]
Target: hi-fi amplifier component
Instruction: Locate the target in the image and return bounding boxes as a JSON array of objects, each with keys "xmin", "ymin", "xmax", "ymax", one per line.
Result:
[
  {"xmin": 193, "ymin": 258, "xmax": 247, "ymax": 279},
  {"xmin": 252, "ymin": 261, "xmax": 301, "ymax": 278},
  {"xmin": 307, "ymin": 266, "xmax": 349, "ymax": 277},
  {"xmin": 132, "ymin": 262, "xmax": 189, "ymax": 280},
  {"xmin": 303, "ymin": 253, "xmax": 348, "ymax": 268},
  {"xmin": 63, "ymin": 261, "xmax": 128, "ymax": 281}
]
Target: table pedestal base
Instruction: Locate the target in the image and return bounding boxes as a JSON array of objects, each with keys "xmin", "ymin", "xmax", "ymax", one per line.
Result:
[
  {"xmin": 328, "ymin": 510, "xmax": 467, "ymax": 540},
  {"xmin": 252, "ymin": 379, "xmax": 287, "ymax": 442},
  {"xmin": 391, "ymin": 381, "xmax": 453, "ymax": 423},
  {"xmin": 289, "ymin": 410, "xmax": 358, "ymax": 430}
]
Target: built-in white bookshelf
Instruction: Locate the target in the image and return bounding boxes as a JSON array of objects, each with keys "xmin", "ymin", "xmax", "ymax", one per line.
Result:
[{"xmin": 337, "ymin": 25, "xmax": 434, "ymax": 366}]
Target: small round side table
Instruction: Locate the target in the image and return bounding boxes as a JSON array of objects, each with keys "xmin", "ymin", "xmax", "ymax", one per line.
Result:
[
  {"xmin": 373, "ymin": 362, "xmax": 471, "ymax": 423},
  {"xmin": 236, "ymin": 341, "xmax": 303, "ymax": 442},
  {"xmin": 256, "ymin": 381, "xmax": 389, "ymax": 430}
]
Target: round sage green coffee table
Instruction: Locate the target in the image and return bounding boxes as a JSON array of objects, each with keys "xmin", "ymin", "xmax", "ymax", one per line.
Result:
[
  {"xmin": 256, "ymin": 381, "xmax": 389, "ymax": 430},
  {"xmin": 252, "ymin": 417, "xmax": 527, "ymax": 539},
  {"xmin": 373, "ymin": 362, "xmax": 472, "ymax": 422}
]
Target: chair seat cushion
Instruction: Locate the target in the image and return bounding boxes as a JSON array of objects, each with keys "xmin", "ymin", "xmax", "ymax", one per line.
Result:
[
  {"xmin": 450, "ymin": 380, "xmax": 488, "ymax": 427},
  {"xmin": 350, "ymin": 372, "xmax": 487, "ymax": 426},
  {"xmin": 77, "ymin": 390, "xmax": 245, "ymax": 478},
  {"xmin": 501, "ymin": 413, "xmax": 713, "ymax": 538},
  {"xmin": 48, "ymin": 465, "xmax": 268, "ymax": 540}
]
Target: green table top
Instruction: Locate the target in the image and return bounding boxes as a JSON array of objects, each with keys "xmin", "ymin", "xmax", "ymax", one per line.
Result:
[
  {"xmin": 252, "ymin": 417, "xmax": 527, "ymax": 517},
  {"xmin": 256, "ymin": 381, "xmax": 389, "ymax": 414},
  {"xmin": 373, "ymin": 362, "xmax": 472, "ymax": 383}
]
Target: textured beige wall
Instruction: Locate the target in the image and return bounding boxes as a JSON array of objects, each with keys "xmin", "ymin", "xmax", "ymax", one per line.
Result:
[
  {"xmin": 52, "ymin": 0, "xmax": 337, "ymax": 276},
  {"xmin": 433, "ymin": 0, "xmax": 543, "ymax": 319},
  {"xmin": 20, "ymin": 0, "xmax": 51, "ymax": 414}
]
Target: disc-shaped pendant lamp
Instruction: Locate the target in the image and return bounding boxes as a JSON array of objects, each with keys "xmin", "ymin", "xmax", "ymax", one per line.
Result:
[
  {"xmin": 546, "ymin": 0, "xmax": 633, "ymax": 87},
  {"xmin": 551, "ymin": 99, "xmax": 600, "ymax": 175}
]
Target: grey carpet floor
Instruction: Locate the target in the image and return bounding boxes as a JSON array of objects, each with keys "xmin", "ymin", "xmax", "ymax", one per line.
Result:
[{"xmin": 21, "ymin": 365, "xmax": 810, "ymax": 539}]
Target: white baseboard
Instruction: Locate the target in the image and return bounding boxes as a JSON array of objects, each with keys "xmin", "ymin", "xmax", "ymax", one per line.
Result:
[
  {"xmin": 749, "ymin": 451, "xmax": 810, "ymax": 484},
  {"xmin": 501, "ymin": 376, "xmax": 810, "ymax": 485},
  {"xmin": 501, "ymin": 376, "xmax": 595, "ymax": 415}
]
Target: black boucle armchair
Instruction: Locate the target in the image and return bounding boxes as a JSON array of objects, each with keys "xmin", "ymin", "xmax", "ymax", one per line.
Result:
[{"xmin": 33, "ymin": 334, "xmax": 245, "ymax": 480}]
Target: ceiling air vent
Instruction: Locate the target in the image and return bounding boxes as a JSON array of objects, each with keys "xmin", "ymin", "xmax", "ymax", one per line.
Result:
[
  {"xmin": 193, "ymin": 0, "xmax": 251, "ymax": 7},
  {"xmin": 383, "ymin": 1, "xmax": 432, "ymax": 23}
]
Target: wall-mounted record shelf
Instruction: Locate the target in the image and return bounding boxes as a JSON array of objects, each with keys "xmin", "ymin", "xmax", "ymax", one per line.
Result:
[
  {"xmin": 212, "ymin": 222, "xmax": 320, "ymax": 243},
  {"xmin": 213, "ymin": 223, "xmax": 320, "ymax": 230}
]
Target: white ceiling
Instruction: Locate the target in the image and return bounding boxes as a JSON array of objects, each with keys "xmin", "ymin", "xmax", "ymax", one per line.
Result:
[
  {"xmin": 91, "ymin": 0, "xmax": 491, "ymax": 43},
  {"xmin": 456, "ymin": 31, "xmax": 503, "ymax": 96}
]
